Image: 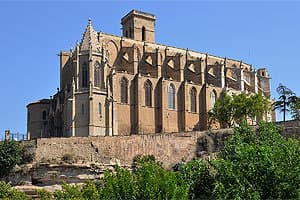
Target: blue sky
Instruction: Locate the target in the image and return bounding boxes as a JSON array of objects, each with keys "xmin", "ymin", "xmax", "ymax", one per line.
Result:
[{"xmin": 0, "ymin": 1, "xmax": 299, "ymax": 139}]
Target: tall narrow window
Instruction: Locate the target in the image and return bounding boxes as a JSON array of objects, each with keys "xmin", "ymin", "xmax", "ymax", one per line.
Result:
[
  {"xmin": 168, "ymin": 84, "xmax": 175, "ymax": 109},
  {"xmin": 82, "ymin": 63, "xmax": 88, "ymax": 88},
  {"xmin": 142, "ymin": 26, "xmax": 146, "ymax": 41},
  {"xmin": 145, "ymin": 80, "xmax": 152, "ymax": 107},
  {"xmin": 129, "ymin": 28, "xmax": 132, "ymax": 38},
  {"xmin": 81, "ymin": 104, "xmax": 84, "ymax": 115},
  {"xmin": 94, "ymin": 62, "xmax": 102, "ymax": 88},
  {"xmin": 98, "ymin": 102, "xmax": 102, "ymax": 117},
  {"xmin": 211, "ymin": 90, "xmax": 217, "ymax": 108},
  {"xmin": 190, "ymin": 87, "xmax": 197, "ymax": 112},
  {"xmin": 42, "ymin": 110, "xmax": 47, "ymax": 120},
  {"xmin": 121, "ymin": 77, "xmax": 128, "ymax": 103}
]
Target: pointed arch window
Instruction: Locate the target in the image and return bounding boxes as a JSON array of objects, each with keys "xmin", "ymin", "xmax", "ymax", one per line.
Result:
[
  {"xmin": 142, "ymin": 26, "xmax": 146, "ymax": 41},
  {"xmin": 168, "ymin": 84, "xmax": 175, "ymax": 109},
  {"xmin": 211, "ymin": 90, "xmax": 217, "ymax": 108},
  {"xmin": 145, "ymin": 80, "xmax": 152, "ymax": 107},
  {"xmin": 94, "ymin": 62, "xmax": 103, "ymax": 88},
  {"xmin": 190, "ymin": 87, "xmax": 197, "ymax": 112},
  {"xmin": 82, "ymin": 63, "xmax": 88, "ymax": 88},
  {"xmin": 121, "ymin": 77, "xmax": 128, "ymax": 103},
  {"xmin": 42, "ymin": 110, "xmax": 47, "ymax": 120}
]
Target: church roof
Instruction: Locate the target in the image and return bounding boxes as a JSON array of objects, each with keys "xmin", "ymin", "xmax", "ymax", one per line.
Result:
[{"xmin": 80, "ymin": 19, "xmax": 100, "ymax": 52}]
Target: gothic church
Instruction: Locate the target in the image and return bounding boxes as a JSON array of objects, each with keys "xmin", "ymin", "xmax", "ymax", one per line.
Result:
[{"xmin": 27, "ymin": 10, "xmax": 272, "ymax": 139}]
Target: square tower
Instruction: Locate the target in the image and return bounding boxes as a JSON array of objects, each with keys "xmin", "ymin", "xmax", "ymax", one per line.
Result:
[{"xmin": 121, "ymin": 10, "xmax": 156, "ymax": 43}]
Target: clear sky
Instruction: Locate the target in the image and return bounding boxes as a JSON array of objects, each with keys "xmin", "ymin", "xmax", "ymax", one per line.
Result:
[{"xmin": 0, "ymin": 1, "xmax": 299, "ymax": 139}]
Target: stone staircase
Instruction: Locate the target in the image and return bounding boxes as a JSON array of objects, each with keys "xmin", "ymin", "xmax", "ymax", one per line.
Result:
[{"xmin": 14, "ymin": 185, "xmax": 40, "ymax": 199}]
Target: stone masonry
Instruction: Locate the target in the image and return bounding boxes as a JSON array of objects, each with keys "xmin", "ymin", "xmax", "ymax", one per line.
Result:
[{"xmin": 26, "ymin": 10, "xmax": 272, "ymax": 139}]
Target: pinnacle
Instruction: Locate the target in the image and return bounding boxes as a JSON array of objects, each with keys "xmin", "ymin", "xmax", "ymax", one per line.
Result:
[{"xmin": 79, "ymin": 18, "xmax": 99, "ymax": 52}]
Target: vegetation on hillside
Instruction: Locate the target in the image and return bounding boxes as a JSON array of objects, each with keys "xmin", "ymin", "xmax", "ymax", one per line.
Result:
[{"xmin": 1, "ymin": 122, "xmax": 298, "ymax": 199}]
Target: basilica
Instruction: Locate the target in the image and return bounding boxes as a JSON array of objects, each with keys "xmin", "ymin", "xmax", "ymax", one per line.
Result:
[{"xmin": 27, "ymin": 10, "xmax": 272, "ymax": 139}]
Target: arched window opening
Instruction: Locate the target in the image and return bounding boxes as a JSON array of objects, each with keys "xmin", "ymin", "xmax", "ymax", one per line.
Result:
[
  {"xmin": 190, "ymin": 87, "xmax": 197, "ymax": 112},
  {"xmin": 125, "ymin": 30, "xmax": 128, "ymax": 38},
  {"xmin": 81, "ymin": 104, "xmax": 84, "ymax": 115},
  {"xmin": 42, "ymin": 110, "xmax": 47, "ymax": 120},
  {"xmin": 94, "ymin": 62, "xmax": 103, "ymax": 88},
  {"xmin": 211, "ymin": 90, "xmax": 217, "ymax": 108},
  {"xmin": 142, "ymin": 26, "xmax": 146, "ymax": 41},
  {"xmin": 145, "ymin": 80, "xmax": 152, "ymax": 107},
  {"xmin": 82, "ymin": 63, "xmax": 88, "ymax": 88},
  {"xmin": 168, "ymin": 84, "xmax": 175, "ymax": 109},
  {"xmin": 94, "ymin": 63, "xmax": 100, "ymax": 87},
  {"xmin": 121, "ymin": 77, "xmax": 128, "ymax": 103}
]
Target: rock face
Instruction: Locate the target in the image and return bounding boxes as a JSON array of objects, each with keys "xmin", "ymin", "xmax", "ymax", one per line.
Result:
[
  {"xmin": 32, "ymin": 129, "xmax": 233, "ymax": 168},
  {"xmin": 8, "ymin": 163, "xmax": 131, "ymax": 186},
  {"xmin": 9, "ymin": 129, "xmax": 233, "ymax": 187}
]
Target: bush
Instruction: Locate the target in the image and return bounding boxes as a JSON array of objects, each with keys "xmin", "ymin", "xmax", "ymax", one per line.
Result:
[
  {"xmin": 213, "ymin": 122, "xmax": 300, "ymax": 199},
  {"xmin": 0, "ymin": 181, "xmax": 29, "ymax": 200},
  {"xmin": 178, "ymin": 159, "xmax": 214, "ymax": 200},
  {"xmin": 53, "ymin": 183, "xmax": 83, "ymax": 199},
  {"xmin": 98, "ymin": 156, "xmax": 189, "ymax": 200},
  {"xmin": 0, "ymin": 140, "xmax": 23, "ymax": 177},
  {"xmin": 37, "ymin": 189, "xmax": 52, "ymax": 200}
]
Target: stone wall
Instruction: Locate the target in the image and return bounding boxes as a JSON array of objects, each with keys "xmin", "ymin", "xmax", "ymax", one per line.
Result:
[
  {"xmin": 32, "ymin": 129, "xmax": 233, "ymax": 168},
  {"xmin": 276, "ymin": 119, "xmax": 300, "ymax": 139}
]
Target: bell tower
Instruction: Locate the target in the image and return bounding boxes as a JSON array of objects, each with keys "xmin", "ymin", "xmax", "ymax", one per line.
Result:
[{"xmin": 121, "ymin": 10, "xmax": 156, "ymax": 43}]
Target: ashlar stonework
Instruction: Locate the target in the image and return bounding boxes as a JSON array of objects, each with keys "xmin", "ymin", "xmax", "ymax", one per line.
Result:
[{"xmin": 27, "ymin": 10, "xmax": 272, "ymax": 139}]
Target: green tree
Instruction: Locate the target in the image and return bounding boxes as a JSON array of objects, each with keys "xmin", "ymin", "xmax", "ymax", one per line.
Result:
[
  {"xmin": 273, "ymin": 83, "xmax": 297, "ymax": 122},
  {"xmin": 247, "ymin": 93, "xmax": 271, "ymax": 124},
  {"xmin": 209, "ymin": 92, "xmax": 270, "ymax": 128},
  {"xmin": 178, "ymin": 159, "xmax": 214, "ymax": 200},
  {"xmin": 290, "ymin": 96, "xmax": 300, "ymax": 120},
  {"xmin": 208, "ymin": 92, "xmax": 234, "ymax": 128},
  {"xmin": 0, "ymin": 140, "xmax": 23, "ymax": 177},
  {"xmin": 213, "ymin": 121, "xmax": 300, "ymax": 199},
  {"xmin": 231, "ymin": 93, "xmax": 249, "ymax": 124}
]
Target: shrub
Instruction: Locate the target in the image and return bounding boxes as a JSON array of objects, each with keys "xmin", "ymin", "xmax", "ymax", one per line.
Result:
[
  {"xmin": 213, "ymin": 122, "xmax": 300, "ymax": 199},
  {"xmin": 98, "ymin": 155, "xmax": 189, "ymax": 200},
  {"xmin": 53, "ymin": 183, "xmax": 82, "ymax": 200},
  {"xmin": 0, "ymin": 140, "xmax": 23, "ymax": 177},
  {"xmin": 37, "ymin": 189, "xmax": 52, "ymax": 200},
  {"xmin": 178, "ymin": 159, "xmax": 214, "ymax": 200},
  {"xmin": 81, "ymin": 180, "xmax": 100, "ymax": 200},
  {"xmin": 0, "ymin": 181, "xmax": 29, "ymax": 200}
]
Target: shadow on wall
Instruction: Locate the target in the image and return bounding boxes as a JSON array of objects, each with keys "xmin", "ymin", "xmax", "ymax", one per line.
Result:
[{"xmin": 195, "ymin": 129, "xmax": 232, "ymax": 157}]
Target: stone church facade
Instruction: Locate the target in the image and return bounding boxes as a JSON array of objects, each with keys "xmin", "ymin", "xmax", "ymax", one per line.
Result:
[{"xmin": 27, "ymin": 10, "xmax": 272, "ymax": 139}]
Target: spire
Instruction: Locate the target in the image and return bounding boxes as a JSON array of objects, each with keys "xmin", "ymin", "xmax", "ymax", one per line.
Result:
[{"xmin": 80, "ymin": 18, "xmax": 100, "ymax": 52}]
